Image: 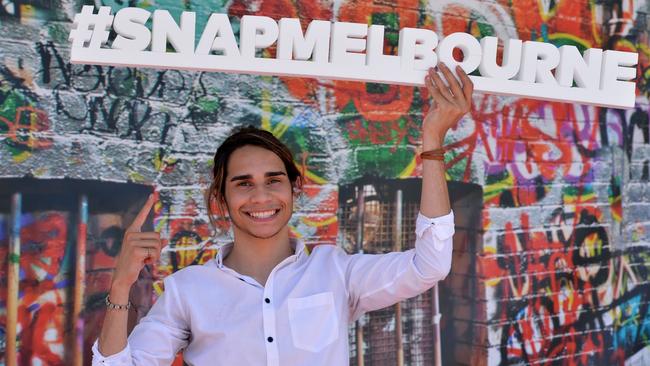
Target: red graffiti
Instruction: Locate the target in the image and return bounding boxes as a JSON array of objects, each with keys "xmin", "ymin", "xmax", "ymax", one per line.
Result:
[
  {"xmin": 0, "ymin": 106, "xmax": 52, "ymax": 155},
  {"xmin": 0, "ymin": 213, "xmax": 68, "ymax": 365}
]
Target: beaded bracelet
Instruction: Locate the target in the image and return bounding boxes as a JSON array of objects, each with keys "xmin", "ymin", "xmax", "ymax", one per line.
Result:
[
  {"xmin": 420, "ymin": 148, "xmax": 446, "ymax": 161},
  {"xmin": 105, "ymin": 295, "xmax": 132, "ymax": 311}
]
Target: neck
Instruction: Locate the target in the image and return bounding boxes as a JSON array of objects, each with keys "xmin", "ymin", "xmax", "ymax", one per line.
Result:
[{"xmin": 224, "ymin": 226, "xmax": 293, "ymax": 286}]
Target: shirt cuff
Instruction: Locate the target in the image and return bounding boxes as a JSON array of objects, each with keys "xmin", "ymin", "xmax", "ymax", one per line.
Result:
[
  {"xmin": 92, "ymin": 339, "xmax": 132, "ymax": 365},
  {"xmin": 415, "ymin": 210, "xmax": 455, "ymax": 251}
]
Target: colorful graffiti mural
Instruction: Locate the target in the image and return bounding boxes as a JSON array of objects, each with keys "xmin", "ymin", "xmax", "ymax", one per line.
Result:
[
  {"xmin": 0, "ymin": 212, "xmax": 69, "ymax": 365},
  {"xmin": 1, "ymin": 0, "xmax": 649, "ymax": 365},
  {"xmin": 481, "ymin": 206, "xmax": 650, "ymax": 364}
]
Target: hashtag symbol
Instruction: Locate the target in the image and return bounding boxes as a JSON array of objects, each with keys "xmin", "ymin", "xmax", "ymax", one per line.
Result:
[{"xmin": 68, "ymin": 6, "xmax": 114, "ymax": 49}]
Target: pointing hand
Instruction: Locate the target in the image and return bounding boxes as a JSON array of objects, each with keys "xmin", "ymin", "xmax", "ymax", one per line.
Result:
[{"xmin": 111, "ymin": 194, "xmax": 161, "ymax": 289}]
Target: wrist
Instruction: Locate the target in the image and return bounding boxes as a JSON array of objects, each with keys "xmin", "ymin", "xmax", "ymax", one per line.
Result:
[
  {"xmin": 423, "ymin": 134, "xmax": 444, "ymax": 150},
  {"xmin": 106, "ymin": 294, "xmax": 132, "ymax": 311},
  {"xmin": 109, "ymin": 281, "xmax": 132, "ymax": 302}
]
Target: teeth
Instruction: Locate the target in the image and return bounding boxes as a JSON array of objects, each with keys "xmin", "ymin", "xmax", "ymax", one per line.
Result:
[{"xmin": 248, "ymin": 210, "xmax": 277, "ymax": 219}]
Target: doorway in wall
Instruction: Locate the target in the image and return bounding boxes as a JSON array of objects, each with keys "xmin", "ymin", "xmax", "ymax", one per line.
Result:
[
  {"xmin": 0, "ymin": 178, "xmax": 152, "ymax": 366},
  {"xmin": 338, "ymin": 178, "xmax": 483, "ymax": 366}
]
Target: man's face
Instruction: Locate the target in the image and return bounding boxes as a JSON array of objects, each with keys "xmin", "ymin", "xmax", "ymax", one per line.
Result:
[{"xmin": 223, "ymin": 145, "xmax": 294, "ymax": 240}]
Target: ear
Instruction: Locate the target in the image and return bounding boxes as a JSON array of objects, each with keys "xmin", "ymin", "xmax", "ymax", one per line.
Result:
[{"xmin": 292, "ymin": 182, "xmax": 302, "ymax": 198}]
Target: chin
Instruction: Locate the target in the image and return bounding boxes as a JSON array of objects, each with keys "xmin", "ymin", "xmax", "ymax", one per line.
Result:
[
  {"xmin": 251, "ymin": 230, "xmax": 283, "ymax": 240},
  {"xmin": 244, "ymin": 224, "xmax": 287, "ymax": 239}
]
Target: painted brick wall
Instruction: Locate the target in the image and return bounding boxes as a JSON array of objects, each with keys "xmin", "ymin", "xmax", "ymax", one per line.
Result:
[{"xmin": 0, "ymin": 0, "xmax": 649, "ymax": 365}]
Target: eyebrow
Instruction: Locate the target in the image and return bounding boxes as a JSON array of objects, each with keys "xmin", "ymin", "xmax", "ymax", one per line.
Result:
[{"xmin": 230, "ymin": 171, "xmax": 287, "ymax": 182}]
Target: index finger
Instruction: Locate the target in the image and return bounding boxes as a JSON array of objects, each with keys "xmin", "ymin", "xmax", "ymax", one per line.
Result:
[{"xmin": 128, "ymin": 194, "xmax": 155, "ymax": 232}]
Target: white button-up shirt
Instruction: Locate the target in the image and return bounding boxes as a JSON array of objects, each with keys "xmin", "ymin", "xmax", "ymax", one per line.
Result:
[{"xmin": 92, "ymin": 210, "xmax": 455, "ymax": 366}]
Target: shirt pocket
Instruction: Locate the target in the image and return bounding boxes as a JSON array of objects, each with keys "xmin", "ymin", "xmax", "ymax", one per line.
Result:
[{"xmin": 287, "ymin": 291, "xmax": 339, "ymax": 352}]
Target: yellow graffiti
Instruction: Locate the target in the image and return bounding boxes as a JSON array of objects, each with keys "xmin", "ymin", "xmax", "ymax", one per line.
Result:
[
  {"xmin": 153, "ymin": 149, "xmax": 178, "ymax": 172},
  {"xmin": 301, "ymin": 215, "xmax": 338, "ymax": 227},
  {"xmin": 537, "ymin": 0, "xmax": 558, "ymax": 22},
  {"xmin": 261, "ymin": 84, "xmax": 293, "ymax": 139},
  {"xmin": 546, "ymin": 33, "xmax": 592, "ymax": 49},
  {"xmin": 397, "ymin": 156, "xmax": 417, "ymax": 178},
  {"xmin": 590, "ymin": 3, "xmax": 602, "ymax": 45},
  {"xmin": 484, "ymin": 171, "xmax": 515, "ymax": 202}
]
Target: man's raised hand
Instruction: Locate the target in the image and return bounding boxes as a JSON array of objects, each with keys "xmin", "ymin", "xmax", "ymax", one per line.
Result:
[
  {"xmin": 111, "ymin": 194, "xmax": 162, "ymax": 290},
  {"xmin": 422, "ymin": 63, "xmax": 474, "ymax": 146}
]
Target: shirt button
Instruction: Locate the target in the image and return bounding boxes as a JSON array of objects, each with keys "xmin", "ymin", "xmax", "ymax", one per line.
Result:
[
  {"xmin": 265, "ymin": 298, "xmax": 270, "ymax": 304},
  {"xmin": 267, "ymin": 337, "xmax": 274, "ymax": 343}
]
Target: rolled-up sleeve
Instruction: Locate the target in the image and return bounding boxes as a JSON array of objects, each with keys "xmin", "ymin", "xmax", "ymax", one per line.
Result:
[
  {"xmin": 340, "ymin": 210, "xmax": 455, "ymax": 321},
  {"xmin": 92, "ymin": 276, "xmax": 190, "ymax": 365},
  {"xmin": 412, "ymin": 210, "xmax": 454, "ymax": 279},
  {"xmin": 92, "ymin": 341, "xmax": 132, "ymax": 365}
]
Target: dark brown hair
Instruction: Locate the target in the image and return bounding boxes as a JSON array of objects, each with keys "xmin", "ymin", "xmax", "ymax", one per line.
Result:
[{"xmin": 206, "ymin": 126, "xmax": 303, "ymax": 228}]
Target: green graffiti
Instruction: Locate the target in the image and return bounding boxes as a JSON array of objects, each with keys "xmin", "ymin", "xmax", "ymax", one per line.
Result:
[
  {"xmin": 0, "ymin": 72, "xmax": 50, "ymax": 162},
  {"xmin": 9, "ymin": 252, "xmax": 20, "ymax": 264}
]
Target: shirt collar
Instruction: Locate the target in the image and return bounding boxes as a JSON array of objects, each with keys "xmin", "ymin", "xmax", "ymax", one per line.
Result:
[{"xmin": 215, "ymin": 238, "xmax": 306, "ymax": 268}]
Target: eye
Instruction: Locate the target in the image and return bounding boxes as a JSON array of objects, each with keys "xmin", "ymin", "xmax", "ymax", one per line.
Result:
[
  {"xmin": 268, "ymin": 178, "xmax": 281, "ymax": 184},
  {"xmin": 237, "ymin": 181, "xmax": 252, "ymax": 187}
]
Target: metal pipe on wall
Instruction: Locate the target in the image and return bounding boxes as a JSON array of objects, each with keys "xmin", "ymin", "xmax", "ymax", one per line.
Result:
[
  {"xmin": 432, "ymin": 284, "xmax": 442, "ymax": 366},
  {"xmin": 393, "ymin": 189, "xmax": 404, "ymax": 366},
  {"xmin": 6, "ymin": 193, "xmax": 22, "ymax": 366},
  {"xmin": 355, "ymin": 185, "xmax": 365, "ymax": 366},
  {"xmin": 73, "ymin": 194, "xmax": 88, "ymax": 366}
]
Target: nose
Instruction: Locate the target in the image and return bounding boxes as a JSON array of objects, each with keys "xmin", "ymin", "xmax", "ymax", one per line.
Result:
[{"xmin": 249, "ymin": 184, "xmax": 272, "ymax": 204}]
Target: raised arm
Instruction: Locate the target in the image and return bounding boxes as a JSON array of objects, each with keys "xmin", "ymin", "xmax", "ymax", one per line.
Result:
[
  {"xmin": 97, "ymin": 194, "xmax": 161, "ymax": 357},
  {"xmin": 420, "ymin": 63, "xmax": 473, "ymax": 218},
  {"xmin": 92, "ymin": 195, "xmax": 189, "ymax": 365},
  {"xmin": 339, "ymin": 64, "xmax": 473, "ymax": 321}
]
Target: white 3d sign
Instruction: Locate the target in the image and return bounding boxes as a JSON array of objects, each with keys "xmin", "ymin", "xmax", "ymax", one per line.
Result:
[{"xmin": 69, "ymin": 6, "xmax": 639, "ymax": 108}]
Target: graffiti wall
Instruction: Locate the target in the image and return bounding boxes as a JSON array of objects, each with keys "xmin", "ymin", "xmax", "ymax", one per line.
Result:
[{"xmin": 0, "ymin": 0, "xmax": 649, "ymax": 365}]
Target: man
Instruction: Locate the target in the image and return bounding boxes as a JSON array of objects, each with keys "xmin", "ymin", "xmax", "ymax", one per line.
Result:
[{"xmin": 93, "ymin": 63, "xmax": 473, "ymax": 365}]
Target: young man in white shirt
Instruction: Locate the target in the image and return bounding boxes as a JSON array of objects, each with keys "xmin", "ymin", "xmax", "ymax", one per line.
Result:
[{"xmin": 93, "ymin": 63, "xmax": 473, "ymax": 365}]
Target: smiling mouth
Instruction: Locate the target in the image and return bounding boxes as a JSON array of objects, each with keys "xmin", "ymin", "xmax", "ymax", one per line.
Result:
[{"xmin": 244, "ymin": 209, "xmax": 281, "ymax": 220}]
